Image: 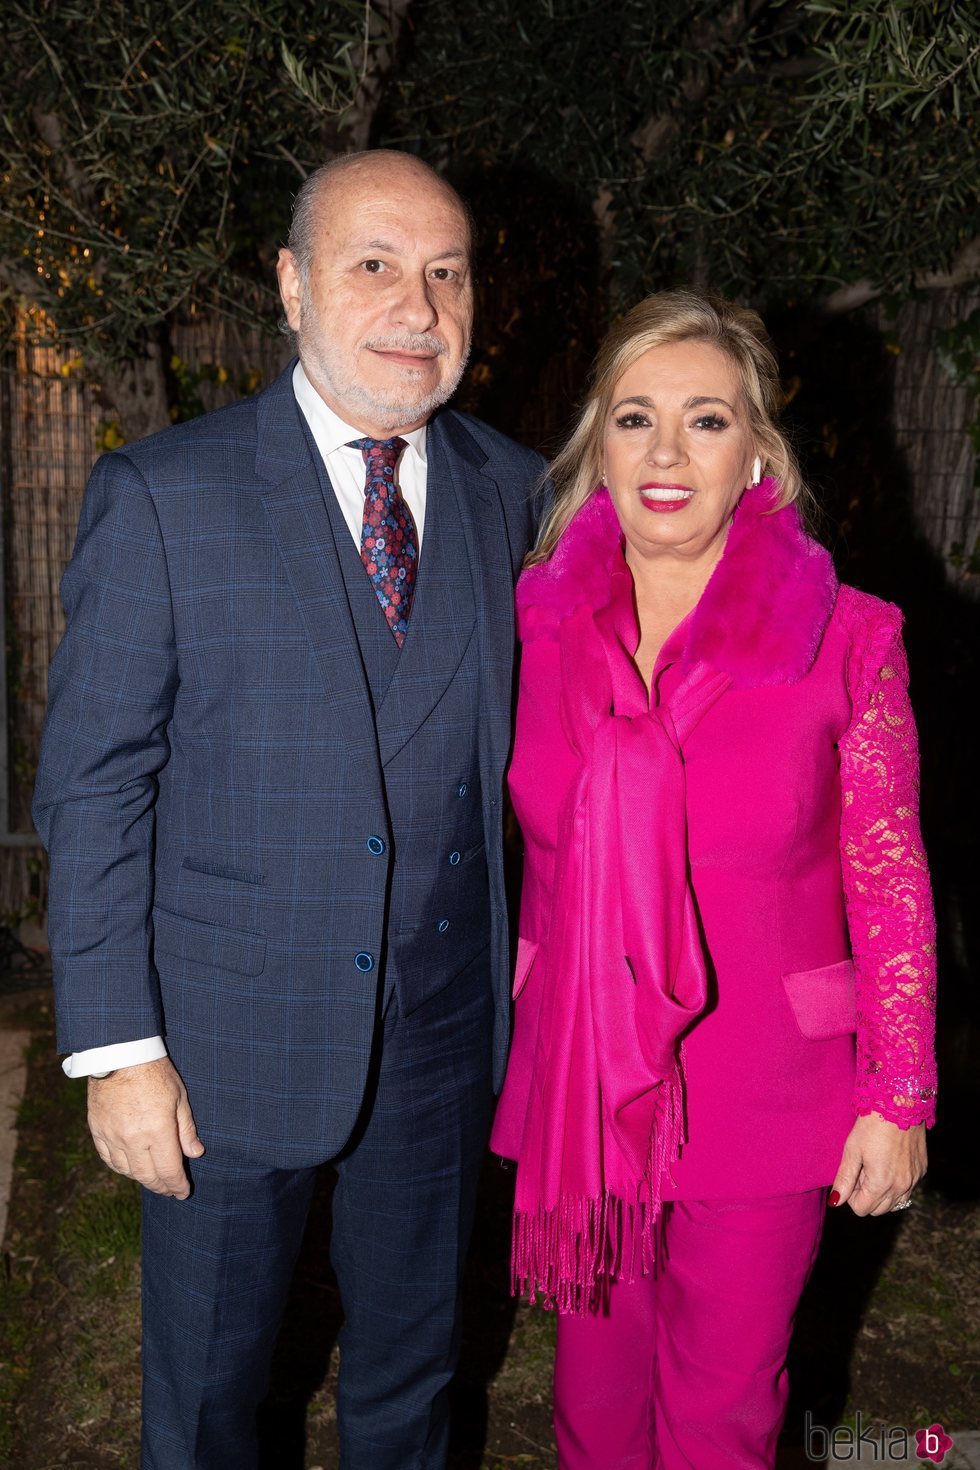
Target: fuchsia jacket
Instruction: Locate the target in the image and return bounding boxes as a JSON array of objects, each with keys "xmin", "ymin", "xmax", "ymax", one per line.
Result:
[{"xmin": 490, "ymin": 482, "xmax": 937, "ymax": 1309}]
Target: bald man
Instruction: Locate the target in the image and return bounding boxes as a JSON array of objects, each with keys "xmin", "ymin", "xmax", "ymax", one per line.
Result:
[{"xmin": 34, "ymin": 150, "xmax": 546, "ymax": 1469}]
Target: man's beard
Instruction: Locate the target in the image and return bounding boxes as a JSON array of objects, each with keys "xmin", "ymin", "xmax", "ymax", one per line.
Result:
[{"xmin": 298, "ymin": 304, "xmax": 470, "ymax": 431}]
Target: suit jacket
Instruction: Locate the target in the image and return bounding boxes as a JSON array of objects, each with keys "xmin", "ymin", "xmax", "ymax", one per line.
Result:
[{"xmin": 33, "ymin": 362, "xmax": 545, "ymax": 1166}]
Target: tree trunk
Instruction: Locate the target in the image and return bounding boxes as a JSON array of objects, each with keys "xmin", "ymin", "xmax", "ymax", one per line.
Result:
[
  {"xmin": 875, "ymin": 287, "xmax": 979, "ymax": 593},
  {"xmin": 339, "ymin": 0, "xmax": 415, "ymax": 153},
  {"xmin": 92, "ymin": 336, "xmax": 171, "ymax": 443}
]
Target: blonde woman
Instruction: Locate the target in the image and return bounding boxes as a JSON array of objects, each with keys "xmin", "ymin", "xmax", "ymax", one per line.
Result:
[{"xmin": 491, "ymin": 291, "xmax": 936, "ymax": 1468}]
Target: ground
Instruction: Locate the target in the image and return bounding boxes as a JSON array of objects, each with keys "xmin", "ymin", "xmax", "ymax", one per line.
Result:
[{"xmin": 1, "ymin": 988, "xmax": 976, "ymax": 1469}]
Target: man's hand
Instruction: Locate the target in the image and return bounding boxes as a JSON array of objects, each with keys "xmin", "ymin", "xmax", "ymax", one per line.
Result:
[
  {"xmin": 88, "ymin": 1056, "xmax": 204, "ymax": 1199},
  {"xmin": 830, "ymin": 1113, "xmax": 926, "ymax": 1217}
]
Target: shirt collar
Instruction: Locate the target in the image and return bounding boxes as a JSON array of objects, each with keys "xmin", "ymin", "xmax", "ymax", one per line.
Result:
[{"xmin": 292, "ymin": 360, "xmax": 427, "ymax": 465}]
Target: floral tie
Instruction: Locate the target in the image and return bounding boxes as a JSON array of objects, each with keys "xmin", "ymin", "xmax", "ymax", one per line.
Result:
[{"xmin": 348, "ymin": 437, "xmax": 418, "ymax": 647}]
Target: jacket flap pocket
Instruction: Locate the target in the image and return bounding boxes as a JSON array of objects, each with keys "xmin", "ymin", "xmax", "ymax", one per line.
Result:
[
  {"xmin": 781, "ymin": 959, "xmax": 856, "ymax": 1041},
  {"xmin": 513, "ymin": 936, "xmax": 540, "ymax": 1000},
  {"xmin": 181, "ymin": 856, "xmax": 265, "ymax": 886},
  {"xmin": 152, "ymin": 905, "xmax": 266, "ymax": 977}
]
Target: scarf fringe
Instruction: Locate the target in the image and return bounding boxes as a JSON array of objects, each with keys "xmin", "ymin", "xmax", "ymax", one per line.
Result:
[{"xmin": 512, "ymin": 1067, "xmax": 683, "ymax": 1315}]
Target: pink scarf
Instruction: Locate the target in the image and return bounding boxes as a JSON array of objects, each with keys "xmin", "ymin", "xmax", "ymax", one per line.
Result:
[{"xmin": 510, "ymin": 484, "xmax": 837, "ymax": 1313}]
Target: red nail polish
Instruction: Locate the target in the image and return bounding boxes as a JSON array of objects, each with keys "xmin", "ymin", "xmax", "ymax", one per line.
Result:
[{"xmin": 828, "ymin": 1190, "xmax": 841, "ymax": 1207}]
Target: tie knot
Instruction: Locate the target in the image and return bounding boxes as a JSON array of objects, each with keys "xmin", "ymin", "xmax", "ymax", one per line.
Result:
[{"xmin": 347, "ymin": 436, "xmax": 407, "ymax": 470}]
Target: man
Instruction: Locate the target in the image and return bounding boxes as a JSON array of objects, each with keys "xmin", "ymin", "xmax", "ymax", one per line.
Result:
[{"xmin": 33, "ymin": 149, "xmax": 546, "ymax": 1469}]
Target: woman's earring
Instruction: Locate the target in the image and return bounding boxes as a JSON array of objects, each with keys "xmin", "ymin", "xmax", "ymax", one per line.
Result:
[{"xmin": 749, "ymin": 455, "xmax": 762, "ymax": 487}]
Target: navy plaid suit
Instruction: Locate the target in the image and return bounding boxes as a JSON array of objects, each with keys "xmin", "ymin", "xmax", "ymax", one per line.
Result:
[{"xmin": 33, "ymin": 363, "xmax": 545, "ymax": 1467}]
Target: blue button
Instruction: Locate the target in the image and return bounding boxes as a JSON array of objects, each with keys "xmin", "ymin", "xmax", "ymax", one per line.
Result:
[
  {"xmin": 457, "ymin": 782, "xmax": 468, "ymax": 797},
  {"xmin": 366, "ymin": 835, "xmax": 386, "ymax": 856},
  {"xmin": 449, "ymin": 850, "xmax": 461, "ymax": 866},
  {"xmin": 354, "ymin": 952, "xmax": 374, "ymax": 972},
  {"xmin": 437, "ymin": 919, "xmax": 450, "ymax": 933}
]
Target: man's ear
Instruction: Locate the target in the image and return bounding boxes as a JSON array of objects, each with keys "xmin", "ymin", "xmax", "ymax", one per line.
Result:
[{"xmin": 276, "ymin": 249, "xmax": 303, "ymax": 334}]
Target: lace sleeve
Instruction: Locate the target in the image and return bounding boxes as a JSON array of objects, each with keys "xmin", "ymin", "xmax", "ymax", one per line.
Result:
[{"xmin": 838, "ymin": 592, "xmax": 937, "ymax": 1129}]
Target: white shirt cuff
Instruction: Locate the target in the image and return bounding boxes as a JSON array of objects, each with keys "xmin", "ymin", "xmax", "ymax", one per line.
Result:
[{"xmin": 62, "ymin": 1036, "xmax": 168, "ymax": 1078}]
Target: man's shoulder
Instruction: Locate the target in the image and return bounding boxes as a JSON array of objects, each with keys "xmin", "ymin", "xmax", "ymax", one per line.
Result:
[
  {"xmin": 116, "ymin": 394, "xmax": 261, "ymax": 472},
  {"xmin": 438, "ymin": 409, "xmax": 547, "ymax": 477},
  {"xmin": 112, "ymin": 364, "xmax": 293, "ymax": 481}
]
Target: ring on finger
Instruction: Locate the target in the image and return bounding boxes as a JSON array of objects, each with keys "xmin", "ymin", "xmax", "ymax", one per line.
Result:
[{"xmin": 890, "ymin": 1197, "xmax": 913, "ymax": 1212}]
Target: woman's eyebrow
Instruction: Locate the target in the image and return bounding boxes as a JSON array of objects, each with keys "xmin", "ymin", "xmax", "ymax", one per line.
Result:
[
  {"xmin": 610, "ymin": 394, "xmax": 737, "ymax": 414},
  {"xmin": 684, "ymin": 395, "xmax": 736, "ymax": 412},
  {"xmin": 610, "ymin": 396, "xmax": 654, "ymax": 412}
]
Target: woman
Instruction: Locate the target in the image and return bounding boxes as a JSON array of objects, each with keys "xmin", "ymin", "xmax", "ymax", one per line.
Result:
[{"xmin": 490, "ymin": 290, "xmax": 937, "ymax": 1469}]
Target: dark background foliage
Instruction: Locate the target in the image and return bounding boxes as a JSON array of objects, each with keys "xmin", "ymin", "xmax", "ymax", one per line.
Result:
[
  {"xmin": 2, "ymin": 2, "xmax": 976, "ymax": 378},
  {"xmin": 382, "ymin": 0, "xmax": 977, "ymax": 302},
  {"xmin": 0, "ymin": 0, "xmax": 384, "ymax": 355}
]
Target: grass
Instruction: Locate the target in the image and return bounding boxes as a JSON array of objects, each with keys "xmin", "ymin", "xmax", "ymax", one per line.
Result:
[
  {"xmin": 0, "ymin": 999, "xmax": 142, "ymax": 1467},
  {"xmin": 844, "ymin": 1195, "xmax": 980, "ymax": 1427},
  {"xmin": 57, "ymin": 1186, "xmax": 142, "ymax": 1279}
]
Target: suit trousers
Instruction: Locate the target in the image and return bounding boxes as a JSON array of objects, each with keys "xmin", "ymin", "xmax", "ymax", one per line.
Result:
[
  {"xmin": 553, "ymin": 1190, "xmax": 825, "ymax": 1470},
  {"xmin": 140, "ymin": 956, "xmax": 495, "ymax": 1470}
]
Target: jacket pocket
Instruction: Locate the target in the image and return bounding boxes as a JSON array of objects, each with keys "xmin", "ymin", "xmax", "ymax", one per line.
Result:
[
  {"xmin": 781, "ymin": 959, "xmax": 856, "ymax": 1041},
  {"xmin": 181, "ymin": 856, "xmax": 265, "ymax": 886},
  {"xmin": 512, "ymin": 936, "xmax": 540, "ymax": 1000},
  {"xmin": 152, "ymin": 905, "xmax": 267, "ymax": 977}
]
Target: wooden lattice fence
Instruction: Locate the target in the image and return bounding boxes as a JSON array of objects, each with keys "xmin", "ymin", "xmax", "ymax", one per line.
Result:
[{"xmin": 0, "ymin": 313, "xmax": 288, "ymax": 921}]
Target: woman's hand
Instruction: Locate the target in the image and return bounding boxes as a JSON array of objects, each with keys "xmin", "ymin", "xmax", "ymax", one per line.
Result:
[{"xmin": 829, "ymin": 1113, "xmax": 927, "ymax": 1217}]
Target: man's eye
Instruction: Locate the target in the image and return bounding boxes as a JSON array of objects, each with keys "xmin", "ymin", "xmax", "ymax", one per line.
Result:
[
  {"xmin": 361, "ymin": 259, "xmax": 386, "ymax": 274},
  {"xmin": 430, "ymin": 267, "xmax": 457, "ymax": 281}
]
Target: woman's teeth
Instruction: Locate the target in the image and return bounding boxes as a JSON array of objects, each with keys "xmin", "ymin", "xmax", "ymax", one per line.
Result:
[{"xmin": 641, "ymin": 488, "xmax": 693, "ymax": 502}]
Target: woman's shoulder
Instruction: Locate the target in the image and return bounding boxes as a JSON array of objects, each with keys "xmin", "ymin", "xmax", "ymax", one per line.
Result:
[
  {"xmin": 516, "ymin": 490, "xmax": 622, "ymax": 642},
  {"xmin": 830, "ymin": 584, "xmax": 907, "ymax": 703},
  {"xmin": 832, "ymin": 582, "xmax": 904, "ymax": 642}
]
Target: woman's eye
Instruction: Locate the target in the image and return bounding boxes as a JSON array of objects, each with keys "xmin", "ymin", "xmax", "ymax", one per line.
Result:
[
  {"xmin": 614, "ymin": 412, "xmax": 650, "ymax": 429},
  {"xmin": 693, "ymin": 413, "xmax": 729, "ymax": 431}
]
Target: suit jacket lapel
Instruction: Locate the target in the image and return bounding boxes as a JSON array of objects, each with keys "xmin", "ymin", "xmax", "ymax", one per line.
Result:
[
  {"xmin": 255, "ymin": 365, "xmax": 381, "ymax": 762},
  {"xmin": 254, "ymin": 376, "xmax": 518, "ymax": 784},
  {"xmin": 373, "ymin": 425, "xmax": 476, "ymax": 766},
  {"xmin": 432, "ymin": 412, "xmax": 517, "ymax": 793}
]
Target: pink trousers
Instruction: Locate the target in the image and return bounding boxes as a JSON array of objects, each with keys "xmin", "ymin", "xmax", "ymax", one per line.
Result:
[{"xmin": 553, "ymin": 1191, "xmax": 826, "ymax": 1470}]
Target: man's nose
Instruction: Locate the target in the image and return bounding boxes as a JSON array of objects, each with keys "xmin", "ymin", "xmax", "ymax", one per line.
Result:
[{"xmin": 390, "ymin": 272, "xmax": 438, "ymax": 333}]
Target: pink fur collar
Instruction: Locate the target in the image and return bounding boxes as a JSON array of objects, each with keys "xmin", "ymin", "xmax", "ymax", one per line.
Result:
[{"xmin": 517, "ymin": 480, "xmax": 838, "ymax": 688}]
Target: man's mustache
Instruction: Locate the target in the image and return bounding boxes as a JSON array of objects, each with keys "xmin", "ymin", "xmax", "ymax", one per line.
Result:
[{"xmin": 363, "ymin": 333, "xmax": 448, "ymax": 357}]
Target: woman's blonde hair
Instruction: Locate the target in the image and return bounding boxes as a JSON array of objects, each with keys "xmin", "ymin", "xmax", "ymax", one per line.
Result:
[{"xmin": 529, "ymin": 288, "xmax": 809, "ymax": 565}]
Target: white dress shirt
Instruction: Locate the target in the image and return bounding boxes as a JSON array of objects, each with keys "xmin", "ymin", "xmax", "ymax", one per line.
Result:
[
  {"xmin": 291, "ymin": 360, "xmax": 428, "ymax": 549},
  {"xmin": 64, "ymin": 361, "xmax": 431, "ymax": 1078}
]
